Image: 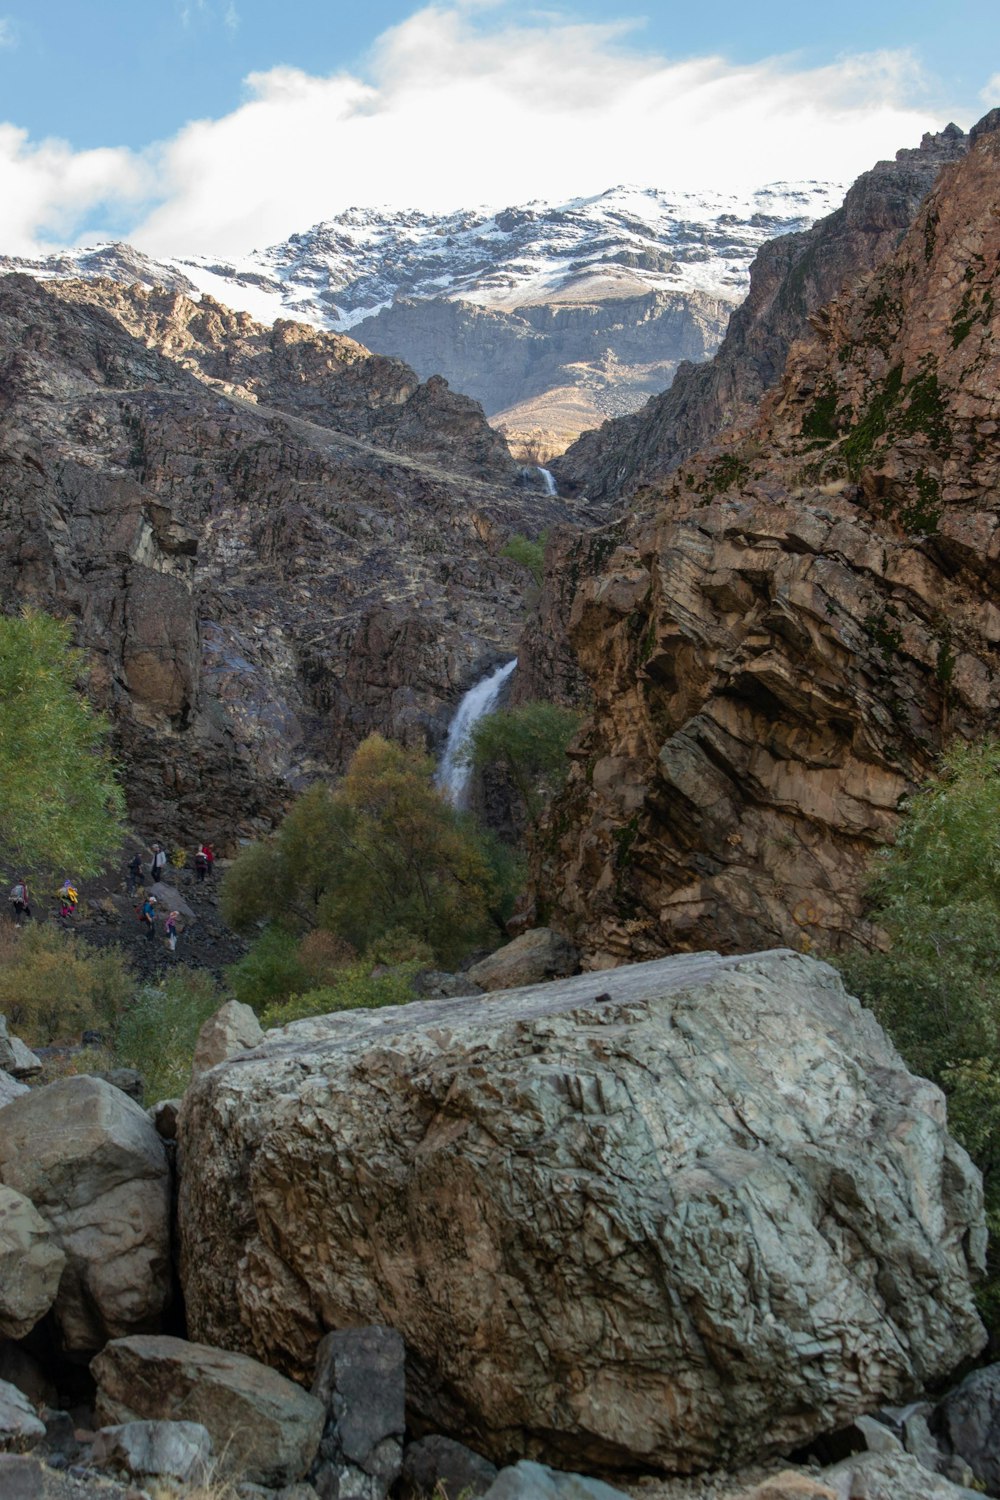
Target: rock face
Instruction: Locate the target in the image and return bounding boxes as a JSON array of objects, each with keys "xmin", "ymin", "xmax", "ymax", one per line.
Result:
[
  {"xmin": 0, "ymin": 1186, "xmax": 66, "ymax": 1340},
  {"xmin": 0, "ymin": 1077, "xmax": 171, "ymax": 1352},
  {"xmin": 91, "ymin": 1334, "xmax": 325, "ymax": 1487},
  {"xmin": 527, "ymin": 114, "xmax": 1000, "ymax": 961},
  {"xmin": 555, "ymin": 125, "xmax": 968, "ymax": 500},
  {"xmin": 177, "ymin": 950, "xmax": 985, "ymax": 1475},
  {"xmin": 0, "ymin": 274, "xmax": 593, "ymax": 841}
]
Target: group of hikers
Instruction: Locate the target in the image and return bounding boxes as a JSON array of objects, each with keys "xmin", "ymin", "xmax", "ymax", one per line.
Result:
[
  {"xmin": 8, "ymin": 839, "xmax": 215, "ymax": 954},
  {"xmin": 8, "ymin": 877, "xmax": 78, "ymax": 924}
]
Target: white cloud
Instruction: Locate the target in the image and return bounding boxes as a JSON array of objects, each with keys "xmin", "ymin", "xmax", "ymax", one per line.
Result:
[
  {"xmin": 0, "ymin": 124, "xmax": 150, "ymax": 255},
  {"xmin": 0, "ymin": 5, "xmax": 964, "ymax": 258},
  {"xmin": 0, "ymin": 16, "xmax": 17, "ymax": 48},
  {"xmin": 980, "ymin": 72, "xmax": 1000, "ymax": 104}
]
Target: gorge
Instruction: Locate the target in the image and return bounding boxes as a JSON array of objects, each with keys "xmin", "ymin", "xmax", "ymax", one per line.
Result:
[{"xmin": 2, "ymin": 92, "xmax": 1000, "ymax": 1500}]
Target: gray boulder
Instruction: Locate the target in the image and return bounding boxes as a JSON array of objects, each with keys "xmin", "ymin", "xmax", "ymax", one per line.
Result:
[
  {"xmin": 937, "ymin": 1363, "xmax": 1000, "ymax": 1495},
  {"xmin": 0, "ymin": 1021, "xmax": 42, "ymax": 1080},
  {"xmin": 177, "ymin": 951, "xmax": 986, "ymax": 1474},
  {"xmin": 192, "ymin": 999, "xmax": 264, "ymax": 1076},
  {"xmin": 90, "ymin": 1419, "xmax": 213, "ymax": 1485},
  {"xmin": 483, "ymin": 1462, "xmax": 629, "ymax": 1499},
  {"xmin": 0, "ymin": 1186, "xmax": 66, "ymax": 1339},
  {"xmin": 401, "ymin": 1435, "xmax": 498, "ymax": 1498},
  {"xmin": 0, "ymin": 1069, "xmax": 29, "ymax": 1111},
  {"xmin": 0, "ymin": 1379, "xmax": 46, "ymax": 1451},
  {"xmin": 311, "ymin": 1326, "xmax": 404, "ymax": 1499},
  {"xmin": 825, "ymin": 1450, "xmax": 984, "ymax": 1498},
  {"xmin": 0, "ymin": 1076, "xmax": 171, "ymax": 1351},
  {"xmin": 465, "ymin": 928, "xmax": 579, "ymax": 991},
  {"xmin": 91, "ymin": 1333, "xmax": 325, "ymax": 1486}
]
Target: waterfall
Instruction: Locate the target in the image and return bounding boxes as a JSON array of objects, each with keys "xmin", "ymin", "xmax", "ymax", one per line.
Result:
[
  {"xmin": 537, "ymin": 466, "xmax": 558, "ymax": 496},
  {"xmin": 436, "ymin": 659, "xmax": 517, "ymax": 807}
]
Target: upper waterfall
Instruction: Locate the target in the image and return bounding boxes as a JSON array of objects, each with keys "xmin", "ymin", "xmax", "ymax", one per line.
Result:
[
  {"xmin": 537, "ymin": 467, "xmax": 558, "ymax": 496},
  {"xmin": 436, "ymin": 659, "xmax": 517, "ymax": 808}
]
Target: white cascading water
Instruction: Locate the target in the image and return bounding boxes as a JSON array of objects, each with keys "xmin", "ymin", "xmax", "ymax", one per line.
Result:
[
  {"xmin": 537, "ymin": 466, "xmax": 558, "ymax": 495},
  {"xmin": 436, "ymin": 659, "xmax": 517, "ymax": 807}
]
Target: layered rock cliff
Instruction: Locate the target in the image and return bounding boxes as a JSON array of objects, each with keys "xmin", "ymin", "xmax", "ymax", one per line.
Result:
[
  {"xmin": 554, "ymin": 125, "xmax": 969, "ymax": 501},
  {"xmin": 0, "ymin": 274, "xmax": 590, "ymax": 842},
  {"xmin": 527, "ymin": 112, "xmax": 1000, "ymax": 964}
]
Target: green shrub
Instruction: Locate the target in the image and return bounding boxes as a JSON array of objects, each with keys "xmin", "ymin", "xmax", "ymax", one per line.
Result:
[
  {"xmin": 228, "ymin": 928, "xmax": 310, "ymax": 1012},
  {"xmin": 258, "ymin": 961, "xmax": 421, "ymax": 1030},
  {"xmin": 228, "ymin": 927, "xmax": 359, "ymax": 1012},
  {"xmin": 834, "ymin": 738, "xmax": 1000, "ymax": 1331},
  {"xmin": 114, "ymin": 967, "xmax": 224, "ymax": 1101},
  {"xmin": 501, "ymin": 533, "xmax": 547, "ymax": 586},
  {"xmin": 0, "ymin": 923, "xmax": 133, "ymax": 1044}
]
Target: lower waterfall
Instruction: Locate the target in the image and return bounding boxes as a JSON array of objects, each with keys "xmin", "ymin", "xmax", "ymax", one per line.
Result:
[{"xmin": 436, "ymin": 659, "xmax": 517, "ymax": 807}]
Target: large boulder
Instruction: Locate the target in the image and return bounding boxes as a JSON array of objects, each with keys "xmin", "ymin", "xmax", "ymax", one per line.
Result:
[
  {"xmin": 465, "ymin": 928, "xmax": 579, "ymax": 991},
  {"xmin": 0, "ymin": 1077, "xmax": 171, "ymax": 1351},
  {"xmin": 177, "ymin": 950, "xmax": 985, "ymax": 1474},
  {"xmin": 0, "ymin": 1186, "xmax": 66, "ymax": 1339},
  {"xmin": 91, "ymin": 1334, "xmax": 325, "ymax": 1487}
]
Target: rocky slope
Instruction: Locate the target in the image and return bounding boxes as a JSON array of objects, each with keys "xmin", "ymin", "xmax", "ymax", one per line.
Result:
[
  {"xmin": 524, "ymin": 111, "xmax": 1000, "ymax": 964},
  {"xmin": 1, "ymin": 185, "xmax": 841, "ymax": 452},
  {"xmin": 0, "ymin": 274, "xmax": 589, "ymax": 844},
  {"xmin": 554, "ymin": 125, "xmax": 969, "ymax": 500}
]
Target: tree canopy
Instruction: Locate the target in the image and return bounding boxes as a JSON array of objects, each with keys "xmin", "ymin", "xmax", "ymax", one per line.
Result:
[
  {"xmin": 0, "ymin": 611, "xmax": 125, "ymax": 878},
  {"xmin": 467, "ymin": 699, "xmax": 581, "ymax": 826},
  {"xmin": 221, "ymin": 734, "xmax": 499, "ymax": 966}
]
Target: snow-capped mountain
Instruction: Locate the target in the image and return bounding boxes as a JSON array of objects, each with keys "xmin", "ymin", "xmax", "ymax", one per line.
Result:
[{"xmin": 1, "ymin": 181, "xmax": 844, "ymax": 453}]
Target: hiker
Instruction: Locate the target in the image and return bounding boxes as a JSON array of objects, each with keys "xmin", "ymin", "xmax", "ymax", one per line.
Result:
[
  {"xmin": 127, "ymin": 853, "xmax": 143, "ymax": 895},
  {"xmin": 203, "ymin": 842, "xmax": 215, "ymax": 879},
  {"xmin": 165, "ymin": 910, "xmax": 179, "ymax": 952},
  {"xmin": 194, "ymin": 844, "xmax": 209, "ymax": 882},
  {"xmin": 140, "ymin": 894, "xmax": 157, "ymax": 939},
  {"xmin": 9, "ymin": 878, "xmax": 30, "ymax": 923},
  {"xmin": 150, "ymin": 843, "xmax": 167, "ymax": 885},
  {"xmin": 59, "ymin": 879, "xmax": 79, "ymax": 919}
]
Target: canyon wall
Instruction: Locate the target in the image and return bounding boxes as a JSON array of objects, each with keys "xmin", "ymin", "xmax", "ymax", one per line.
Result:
[{"xmin": 526, "ymin": 113, "xmax": 1000, "ymax": 963}]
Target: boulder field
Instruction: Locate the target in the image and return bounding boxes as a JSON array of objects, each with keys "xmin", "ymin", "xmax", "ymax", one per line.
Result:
[{"xmin": 177, "ymin": 949, "xmax": 986, "ymax": 1475}]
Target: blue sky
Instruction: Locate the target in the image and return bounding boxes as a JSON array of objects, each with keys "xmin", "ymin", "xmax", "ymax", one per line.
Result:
[{"xmin": 0, "ymin": 1, "xmax": 996, "ymax": 256}]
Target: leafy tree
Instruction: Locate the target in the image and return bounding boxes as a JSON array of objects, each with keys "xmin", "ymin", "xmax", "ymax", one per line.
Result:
[
  {"xmin": 0, "ymin": 611, "xmax": 125, "ymax": 877},
  {"xmin": 836, "ymin": 738, "xmax": 1000, "ymax": 1326},
  {"xmin": 222, "ymin": 735, "xmax": 498, "ymax": 967},
  {"xmin": 467, "ymin": 700, "xmax": 581, "ymax": 827}
]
